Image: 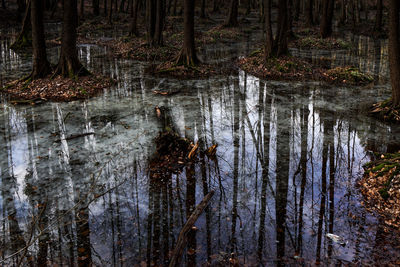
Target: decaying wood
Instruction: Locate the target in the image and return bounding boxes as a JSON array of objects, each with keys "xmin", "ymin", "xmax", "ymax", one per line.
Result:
[{"xmin": 169, "ymin": 191, "xmax": 215, "ymax": 267}]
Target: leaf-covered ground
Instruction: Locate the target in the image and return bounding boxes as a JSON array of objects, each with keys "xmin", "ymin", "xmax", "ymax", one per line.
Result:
[
  {"xmin": 371, "ymin": 99, "xmax": 400, "ymax": 123},
  {"xmin": 359, "ymin": 152, "xmax": 400, "ymax": 230},
  {"xmin": 1, "ymin": 75, "xmax": 114, "ymax": 102},
  {"xmin": 237, "ymin": 49, "xmax": 373, "ymax": 85}
]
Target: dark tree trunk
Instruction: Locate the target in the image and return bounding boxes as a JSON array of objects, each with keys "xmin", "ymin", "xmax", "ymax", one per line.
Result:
[
  {"xmin": 320, "ymin": 0, "xmax": 334, "ymax": 38},
  {"xmin": 374, "ymin": 0, "xmax": 382, "ymax": 32},
  {"xmin": 104, "ymin": 0, "xmax": 107, "ymax": 16},
  {"xmin": 54, "ymin": 0, "xmax": 89, "ymax": 77},
  {"xmin": 17, "ymin": 0, "xmax": 26, "ymax": 20},
  {"xmin": 80, "ymin": 0, "xmax": 84, "ymax": 18},
  {"xmin": 200, "ymin": 0, "xmax": 206, "ymax": 18},
  {"xmin": 153, "ymin": 0, "xmax": 164, "ymax": 45},
  {"xmin": 176, "ymin": 0, "xmax": 198, "ymax": 66},
  {"xmin": 31, "ymin": 0, "xmax": 51, "ymax": 79},
  {"xmin": 129, "ymin": 0, "xmax": 139, "ymax": 35},
  {"xmin": 305, "ymin": 0, "xmax": 313, "ymax": 26},
  {"xmin": 339, "ymin": 0, "xmax": 346, "ymax": 25},
  {"xmin": 93, "ymin": 0, "xmax": 99, "ymax": 15},
  {"xmin": 108, "ymin": 0, "xmax": 113, "ymax": 24},
  {"xmin": 264, "ymin": 0, "xmax": 288, "ymax": 58},
  {"xmin": 146, "ymin": 0, "xmax": 164, "ymax": 46},
  {"xmin": 224, "ymin": 0, "xmax": 238, "ymax": 27},
  {"xmin": 11, "ymin": 0, "xmax": 31, "ymax": 50},
  {"xmin": 293, "ymin": 0, "xmax": 300, "ymax": 20},
  {"xmin": 275, "ymin": 0, "xmax": 288, "ymax": 56},
  {"xmin": 2, "ymin": 0, "xmax": 6, "ymax": 9},
  {"xmin": 287, "ymin": 0, "xmax": 295, "ymax": 39},
  {"xmin": 264, "ymin": 0, "xmax": 273, "ymax": 58},
  {"xmin": 119, "ymin": 0, "xmax": 125, "ymax": 12},
  {"xmin": 212, "ymin": 0, "xmax": 219, "ymax": 13},
  {"xmin": 389, "ymin": 0, "xmax": 400, "ymax": 106}
]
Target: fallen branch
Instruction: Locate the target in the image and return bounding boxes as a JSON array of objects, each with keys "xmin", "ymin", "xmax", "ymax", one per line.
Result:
[{"xmin": 169, "ymin": 191, "xmax": 215, "ymax": 267}]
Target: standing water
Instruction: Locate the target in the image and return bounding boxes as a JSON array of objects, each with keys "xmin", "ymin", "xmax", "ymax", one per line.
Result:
[{"xmin": 1, "ymin": 28, "xmax": 400, "ymax": 266}]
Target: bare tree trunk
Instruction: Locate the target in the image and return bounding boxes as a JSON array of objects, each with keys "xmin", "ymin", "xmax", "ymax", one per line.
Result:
[
  {"xmin": 80, "ymin": 0, "xmax": 84, "ymax": 18},
  {"xmin": 176, "ymin": 0, "xmax": 197, "ymax": 66},
  {"xmin": 320, "ymin": 0, "xmax": 334, "ymax": 38},
  {"xmin": 305, "ymin": 0, "xmax": 313, "ymax": 26},
  {"xmin": 10, "ymin": 0, "xmax": 31, "ymax": 50},
  {"xmin": 389, "ymin": 0, "xmax": 400, "ymax": 105},
  {"xmin": 108, "ymin": 0, "xmax": 113, "ymax": 24},
  {"xmin": 146, "ymin": 0, "xmax": 164, "ymax": 46},
  {"xmin": 275, "ymin": 0, "xmax": 288, "ymax": 56},
  {"xmin": 374, "ymin": 0, "xmax": 382, "ymax": 32},
  {"xmin": 54, "ymin": 0, "xmax": 90, "ymax": 77},
  {"xmin": 224, "ymin": 0, "xmax": 238, "ymax": 27},
  {"xmin": 93, "ymin": 0, "xmax": 99, "ymax": 15},
  {"xmin": 200, "ymin": 0, "xmax": 206, "ymax": 18},
  {"xmin": 31, "ymin": 0, "xmax": 51, "ymax": 79},
  {"xmin": 129, "ymin": 0, "xmax": 139, "ymax": 35},
  {"xmin": 264, "ymin": 0, "xmax": 273, "ymax": 58},
  {"xmin": 339, "ymin": 0, "xmax": 346, "ymax": 25}
]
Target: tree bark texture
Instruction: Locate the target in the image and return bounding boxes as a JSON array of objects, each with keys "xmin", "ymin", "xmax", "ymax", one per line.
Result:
[
  {"xmin": 176, "ymin": 0, "xmax": 198, "ymax": 66},
  {"xmin": 389, "ymin": 0, "xmax": 400, "ymax": 105}
]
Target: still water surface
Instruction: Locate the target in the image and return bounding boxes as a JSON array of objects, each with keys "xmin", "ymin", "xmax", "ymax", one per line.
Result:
[{"xmin": 1, "ymin": 29, "xmax": 400, "ymax": 266}]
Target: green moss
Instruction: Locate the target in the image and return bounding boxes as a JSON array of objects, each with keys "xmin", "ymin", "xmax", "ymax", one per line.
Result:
[
  {"xmin": 379, "ymin": 188, "xmax": 390, "ymax": 200},
  {"xmin": 326, "ymin": 66, "xmax": 373, "ymax": 85}
]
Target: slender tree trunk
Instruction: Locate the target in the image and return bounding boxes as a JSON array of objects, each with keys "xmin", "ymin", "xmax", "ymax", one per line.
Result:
[
  {"xmin": 119, "ymin": 0, "xmax": 125, "ymax": 12},
  {"xmin": 104, "ymin": 0, "xmax": 108, "ymax": 16},
  {"xmin": 275, "ymin": 0, "xmax": 288, "ymax": 56},
  {"xmin": 108, "ymin": 0, "xmax": 113, "ymax": 24},
  {"xmin": 200, "ymin": 0, "xmax": 206, "ymax": 18},
  {"xmin": 374, "ymin": 0, "xmax": 382, "ymax": 32},
  {"xmin": 80, "ymin": 0, "xmax": 84, "ymax": 18},
  {"xmin": 339, "ymin": 0, "xmax": 346, "ymax": 25},
  {"xmin": 17, "ymin": 0, "xmax": 26, "ymax": 20},
  {"xmin": 93, "ymin": 0, "xmax": 99, "ymax": 15},
  {"xmin": 212, "ymin": 0, "xmax": 219, "ymax": 13},
  {"xmin": 287, "ymin": 0, "xmax": 295, "ymax": 39},
  {"xmin": 176, "ymin": 0, "xmax": 198, "ymax": 66},
  {"xmin": 354, "ymin": 0, "xmax": 360, "ymax": 24},
  {"xmin": 305, "ymin": 0, "xmax": 313, "ymax": 26},
  {"xmin": 389, "ymin": 0, "xmax": 400, "ymax": 106},
  {"xmin": 2, "ymin": 0, "xmax": 6, "ymax": 9},
  {"xmin": 129, "ymin": 0, "xmax": 139, "ymax": 35},
  {"xmin": 31, "ymin": 0, "xmax": 51, "ymax": 79},
  {"xmin": 54, "ymin": 0, "xmax": 89, "ymax": 77},
  {"xmin": 11, "ymin": 0, "xmax": 31, "ymax": 50},
  {"xmin": 146, "ymin": 0, "xmax": 164, "ymax": 46},
  {"xmin": 293, "ymin": 0, "xmax": 300, "ymax": 20},
  {"xmin": 320, "ymin": 0, "xmax": 334, "ymax": 38},
  {"xmin": 153, "ymin": 0, "xmax": 164, "ymax": 45},
  {"xmin": 264, "ymin": 0, "xmax": 273, "ymax": 58},
  {"xmin": 224, "ymin": 0, "xmax": 238, "ymax": 27}
]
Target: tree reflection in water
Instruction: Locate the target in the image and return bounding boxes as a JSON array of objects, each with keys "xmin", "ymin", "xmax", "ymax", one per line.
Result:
[{"xmin": 0, "ymin": 36, "xmax": 400, "ymax": 266}]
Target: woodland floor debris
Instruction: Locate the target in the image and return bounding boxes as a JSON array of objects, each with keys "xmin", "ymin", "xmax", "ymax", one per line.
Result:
[
  {"xmin": 359, "ymin": 151, "xmax": 400, "ymax": 230},
  {"xmin": 237, "ymin": 49, "xmax": 373, "ymax": 85},
  {"xmin": 1, "ymin": 75, "xmax": 114, "ymax": 102},
  {"xmin": 371, "ymin": 99, "xmax": 400, "ymax": 123}
]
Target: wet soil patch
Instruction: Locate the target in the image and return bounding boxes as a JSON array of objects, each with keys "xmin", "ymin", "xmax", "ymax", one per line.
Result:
[
  {"xmin": 1, "ymin": 75, "xmax": 114, "ymax": 102},
  {"xmin": 359, "ymin": 151, "xmax": 400, "ymax": 230}
]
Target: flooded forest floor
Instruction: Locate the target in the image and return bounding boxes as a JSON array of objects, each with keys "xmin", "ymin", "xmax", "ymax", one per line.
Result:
[{"xmin": 1, "ymin": 7, "xmax": 400, "ymax": 266}]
